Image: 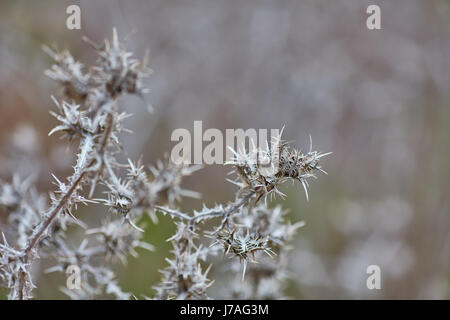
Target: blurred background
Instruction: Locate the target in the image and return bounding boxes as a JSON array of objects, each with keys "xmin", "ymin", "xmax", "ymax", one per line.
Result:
[{"xmin": 0, "ymin": 0, "xmax": 449, "ymax": 299}]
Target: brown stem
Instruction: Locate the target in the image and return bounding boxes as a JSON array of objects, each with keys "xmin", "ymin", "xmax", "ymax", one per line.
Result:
[
  {"xmin": 17, "ymin": 113, "xmax": 114, "ymax": 300},
  {"xmin": 18, "ymin": 170, "xmax": 87, "ymax": 299},
  {"xmin": 212, "ymin": 192, "xmax": 254, "ymax": 233}
]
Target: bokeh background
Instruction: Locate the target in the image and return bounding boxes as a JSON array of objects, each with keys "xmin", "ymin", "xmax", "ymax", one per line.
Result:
[{"xmin": 0, "ymin": 0, "xmax": 449, "ymax": 299}]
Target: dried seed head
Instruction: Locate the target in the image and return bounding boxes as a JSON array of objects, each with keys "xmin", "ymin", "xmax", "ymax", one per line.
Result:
[
  {"xmin": 215, "ymin": 229, "xmax": 275, "ymax": 280},
  {"xmin": 227, "ymin": 131, "xmax": 331, "ymax": 202}
]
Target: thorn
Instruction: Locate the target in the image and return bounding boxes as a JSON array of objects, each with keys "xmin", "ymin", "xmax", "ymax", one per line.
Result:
[
  {"xmin": 125, "ymin": 216, "xmax": 144, "ymax": 233},
  {"xmin": 242, "ymin": 260, "xmax": 248, "ymax": 281},
  {"xmin": 301, "ymin": 179, "xmax": 309, "ymax": 201},
  {"xmin": 309, "ymin": 134, "xmax": 313, "ymax": 153}
]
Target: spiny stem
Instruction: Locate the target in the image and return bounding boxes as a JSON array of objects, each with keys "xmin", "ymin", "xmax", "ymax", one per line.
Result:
[
  {"xmin": 211, "ymin": 193, "xmax": 254, "ymax": 233},
  {"xmin": 17, "ymin": 113, "xmax": 114, "ymax": 300},
  {"xmin": 18, "ymin": 169, "xmax": 88, "ymax": 299}
]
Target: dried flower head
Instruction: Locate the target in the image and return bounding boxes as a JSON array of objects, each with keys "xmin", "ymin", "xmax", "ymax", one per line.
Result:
[
  {"xmin": 154, "ymin": 222, "xmax": 214, "ymax": 300},
  {"xmin": 228, "ymin": 130, "xmax": 331, "ymax": 202},
  {"xmin": 214, "ymin": 229, "xmax": 275, "ymax": 280}
]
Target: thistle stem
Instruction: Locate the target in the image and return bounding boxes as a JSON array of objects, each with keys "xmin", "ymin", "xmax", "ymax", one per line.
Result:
[{"xmin": 17, "ymin": 114, "xmax": 113, "ymax": 299}]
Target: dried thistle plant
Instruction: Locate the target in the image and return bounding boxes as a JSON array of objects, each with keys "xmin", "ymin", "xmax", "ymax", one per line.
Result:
[
  {"xmin": 0, "ymin": 29, "xmax": 197, "ymax": 300},
  {"xmin": 155, "ymin": 133, "xmax": 330, "ymax": 299},
  {"xmin": 0, "ymin": 29, "xmax": 330, "ymax": 300}
]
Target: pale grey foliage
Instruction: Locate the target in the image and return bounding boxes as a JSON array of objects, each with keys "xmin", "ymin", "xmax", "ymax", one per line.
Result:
[
  {"xmin": 0, "ymin": 29, "xmax": 197, "ymax": 300},
  {"xmin": 0, "ymin": 29, "xmax": 330, "ymax": 300},
  {"xmin": 153, "ymin": 221, "xmax": 214, "ymax": 300},
  {"xmin": 224, "ymin": 205, "xmax": 304, "ymax": 299},
  {"xmin": 155, "ymin": 133, "xmax": 330, "ymax": 300}
]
